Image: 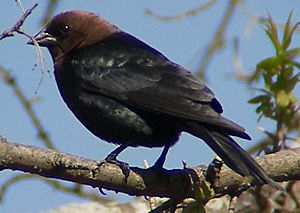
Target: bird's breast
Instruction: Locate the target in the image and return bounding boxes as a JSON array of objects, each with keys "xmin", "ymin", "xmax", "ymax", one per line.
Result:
[{"xmin": 54, "ymin": 64, "xmax": 180, "ymax": 147}]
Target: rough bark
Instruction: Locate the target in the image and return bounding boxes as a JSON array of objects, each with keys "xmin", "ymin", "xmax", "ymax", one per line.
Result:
[{"xmin": 0, "ymin": 138, "xmax": 299, "ymax": 199}]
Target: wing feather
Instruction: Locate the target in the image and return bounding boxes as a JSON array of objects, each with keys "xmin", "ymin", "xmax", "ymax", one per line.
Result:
[{"xmin": 71, "ymin": 32, "xmax": 245, "ymax": 133}]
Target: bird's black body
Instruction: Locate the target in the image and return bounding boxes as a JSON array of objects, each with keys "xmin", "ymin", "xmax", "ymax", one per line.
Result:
[
  {"xmin": 55, "ymin": 32, "xmax": 183, "ymax": 147},
  {"xmin": 29, "ymin": 11, "xmax": 280, "ymax": 189},
  {"xmin": 55, "ymin": 32, "xmax": 248, "ymax": 147}
]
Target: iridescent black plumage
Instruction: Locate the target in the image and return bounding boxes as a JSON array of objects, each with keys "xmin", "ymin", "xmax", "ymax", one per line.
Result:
[{"xmin": 29, "ymin": 10, "xmax": 280, "ymax": 189}]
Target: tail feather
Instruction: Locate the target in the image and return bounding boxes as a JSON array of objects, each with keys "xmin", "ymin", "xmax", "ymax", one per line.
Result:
[{"xmin": 187, "ymin": 122, "xmax": 282, "ymax": 190}]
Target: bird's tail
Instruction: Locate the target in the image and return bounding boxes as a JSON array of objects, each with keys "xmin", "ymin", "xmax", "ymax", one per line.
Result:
[{"xmin": 186, "ymin": 122, "xmax": 282, "ymax": 190}]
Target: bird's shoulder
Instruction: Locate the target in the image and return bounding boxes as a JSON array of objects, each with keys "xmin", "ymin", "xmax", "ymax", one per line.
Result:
[
  {"xmin": 68, "ymin": 32, "xmax": 171, "ymax": 72},
  {"xmin": 67, "ymin": 32, "xmax": 214, "ymax": 100},
  {"xmin": 62, "ymin": 32, "xmax": 226, "ymax": 118}
]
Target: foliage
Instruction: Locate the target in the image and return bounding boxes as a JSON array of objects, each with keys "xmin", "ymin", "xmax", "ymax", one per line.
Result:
[{"xmin": 247, "ymin": 13, "xmax": 300, "ymax": 152}]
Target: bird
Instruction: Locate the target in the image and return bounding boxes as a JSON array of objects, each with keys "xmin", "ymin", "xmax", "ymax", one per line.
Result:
[{"xmin": 28, "ymin": 10, "xmax": 280, "ymax": 189}]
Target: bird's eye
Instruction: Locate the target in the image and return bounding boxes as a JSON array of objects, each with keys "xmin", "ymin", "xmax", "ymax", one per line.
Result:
[
  {"xmin": 63, "ymin": 25, "xmax": 70, "ymax": 33},
  {"xmin": 57, "ymin": 25, "xmax": 71, "ymax": 39}
]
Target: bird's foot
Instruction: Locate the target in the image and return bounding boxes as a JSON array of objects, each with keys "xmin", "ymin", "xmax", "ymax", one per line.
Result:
[
  {"xmin": 98, "ymin": 187, "xmax": 107, "ymax": 195},
  {"xmin": 97, "ymin": 155, "xmax": 130, "ymax": 181},
  {"xmin": 147, "ymin": 161, "xmax": 167, "ymax": 173}
]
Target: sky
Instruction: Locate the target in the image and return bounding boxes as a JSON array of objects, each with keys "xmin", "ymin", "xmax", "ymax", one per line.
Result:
[{"xmin": 0, "ymin": 1, "xmax": 299, "ymax": 212}]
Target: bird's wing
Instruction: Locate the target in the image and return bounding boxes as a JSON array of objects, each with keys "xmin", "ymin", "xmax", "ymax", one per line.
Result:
[{"xmin": 71, "ymin": 32, "xmax": 246, "ymax": 134}]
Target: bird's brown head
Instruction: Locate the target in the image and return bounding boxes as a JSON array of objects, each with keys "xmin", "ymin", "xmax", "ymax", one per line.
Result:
[{"xmin": 28, "ymin": 10, "xmax": 120, "ymax": 61}]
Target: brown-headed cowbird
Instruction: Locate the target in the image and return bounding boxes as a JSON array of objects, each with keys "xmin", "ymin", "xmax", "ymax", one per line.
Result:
[{"xmin": 28, "ymin": 10, "xmax": 280, "ymax": 189}]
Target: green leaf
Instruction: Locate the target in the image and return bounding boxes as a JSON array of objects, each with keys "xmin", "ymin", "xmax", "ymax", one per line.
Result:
[
  {"xmin": 282, "ymin": 19, "xmax": 300, "ymax": 51},
  {"xmin": 257, "ymin": 57, "xmax": 280, "ymax": 72},
  {"xmin": 256, "ymin": 104, "xmax": 264, "ymax": 114},
  {"xmin": 194, "ymin": 180, "xmax": 215, "ymax": 202},
  {"xmin": 287, "ymin": 48, "xmax": 300, "ymax": 58},
  {"xmin": 282, "ymin": 11, "xmax": 293, "ymax": 50},
  {"xmin": 265, "ymin": 15, "xmax": 280, "ymax": 53},
  {"xmin": 182, "ymin": 201, "xmax": 206, "ymax": 213},
  {"xmin": 182, "ymin": 173, "xmax": 215, "ymax": 213},
  {"xmin": 286, "ymin": 73, "xmax": 300, "ymax": 92},
  {"xmin": 263, "ymin": 73, "xmax": 274, "ymax": 89},
  {"xmin": 248, "ymin": 95, "xmax": 270, "ymax": 104},
  {"xmin": 283, "ymin": 67, "xmax": 293, "ymax": 79},
  {"xmin": 252, "ymin": 88, "xmax": 273, "ymax": 95}
]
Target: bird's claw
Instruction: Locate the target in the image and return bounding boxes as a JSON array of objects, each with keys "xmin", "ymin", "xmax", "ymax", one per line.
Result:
[
  {"xmin": 97, "ymin": 157, "xmax": 130, "ymax": 181},
  {"xmin": 98, "ymin": 187, "xmax": 107, "ymax": 195}
]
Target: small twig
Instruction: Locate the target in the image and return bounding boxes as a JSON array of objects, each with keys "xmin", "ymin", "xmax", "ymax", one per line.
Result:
[
  {"xmin": 145, "ymin": 0, "xmax": 218, "ymax": 21},
  {"xmin": 143, "ymin": 160, "xmax": 158, "ymax": 211},
  {"xmin": 0, "ymin": 66, "xmax": 54, "ymax": 149},
  {"xmin": 232, "ymin": 37, "xmax": 247, "ymax": 80},
  {"xmin": 41, "ymin": 0, "xmax": 60, "ymax": 25},
  {"xmin": 0, "ymin": 3, "xmax": 38, "ymax": 40},
  {"xmin": 149, "ymin": 199, "xmax": 181, "ymax": 213},
  {"xmin": 0, "ymin": 2, "xmax": 50, "ymax": 94},
  {"xmin": 228, "ymin": 196, "xmax": 237, "ymax": 212},
  {"xmin": 296, "ymin": 104, "xmax": 300, "ymax": 112},
  {"xmin": 15, "ymin": 0, "xmax": 26, "ymax": 14},
  {"xmin": 238, "ymin": 2, "xmax": 300, "ymax": 34},
  {"xmin": 257, "ymin": 127, "xmax": 276, "ymax": 140},
  {"xmin": 287, "ymin": 181, "xmax": 300, "ymax": 208},
  {"xmin": 196, "ymin": 0, "xmax": 239, "ymax": 79}
]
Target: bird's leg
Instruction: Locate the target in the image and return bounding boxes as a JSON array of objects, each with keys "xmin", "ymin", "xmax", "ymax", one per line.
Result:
[
  {"xmin": 99, "ymin": 144, "xmax": 130, "ymax": 178},
  {"xmin": 151, "ymin": 144, "xmax": 171, "ymax": 170},
  {"xmin": 105, "ymin": 144, "xmax": 129, "ymax": 162}
]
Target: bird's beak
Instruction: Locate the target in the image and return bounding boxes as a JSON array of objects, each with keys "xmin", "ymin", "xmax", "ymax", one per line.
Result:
[{"xmin": 27, "ymin": 30, "xmax": 57, "ymax": 46}]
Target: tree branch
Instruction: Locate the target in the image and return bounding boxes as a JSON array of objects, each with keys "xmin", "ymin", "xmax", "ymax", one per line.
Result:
[
  {"xmin": 0, "ymin": 3, "xmax": 38, "ymax": 40},
  {"xmin": 0, "ymin": 137, "xmax": 299, "ymax": 199},
  {"xmin": 196, "ymin": 0, "xmax": 239, "ymax": 79}
]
